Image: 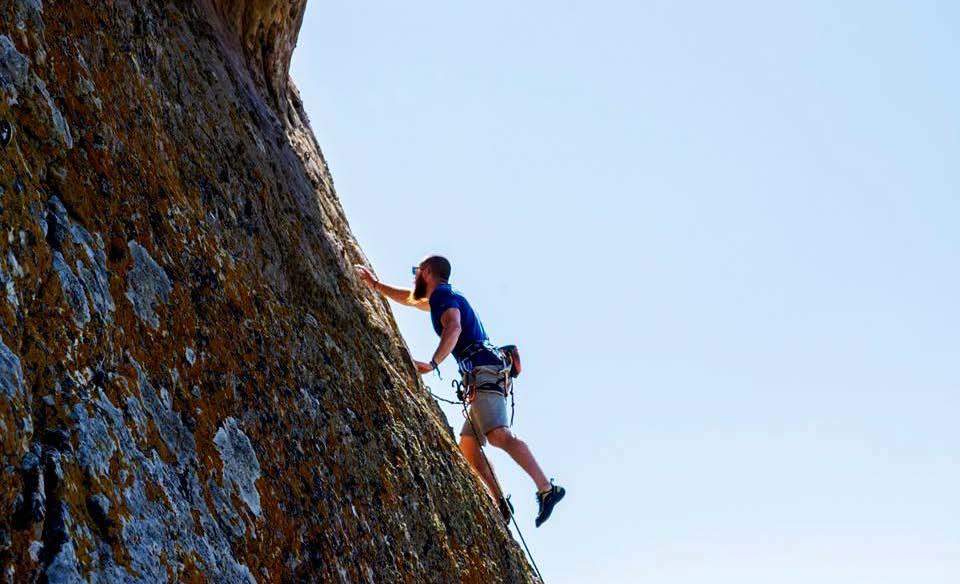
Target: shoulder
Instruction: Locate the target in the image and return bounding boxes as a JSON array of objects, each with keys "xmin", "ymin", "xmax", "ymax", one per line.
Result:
[{"xmin": 429, "ymin": 284, "xmax": 459, "ymax": 307}]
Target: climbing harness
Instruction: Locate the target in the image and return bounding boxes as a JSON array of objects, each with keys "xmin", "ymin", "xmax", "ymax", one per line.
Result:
[
  {"xmin": 425, "ymin": 344, "xmax": 545, "ymax": 582},
  {"xmin": 456, "ymin": 342, "xmax": 520, "ymax": 426}
]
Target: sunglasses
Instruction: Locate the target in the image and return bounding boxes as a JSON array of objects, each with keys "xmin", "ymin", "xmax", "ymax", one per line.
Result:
[{"xmin": 411, "ymin": 266, "xmax": 420, "ymax": 276}]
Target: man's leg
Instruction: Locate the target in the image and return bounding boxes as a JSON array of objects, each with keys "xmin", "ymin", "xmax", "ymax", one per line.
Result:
[
  {"xmin": 458, "ymin": 433, "xmax": 502, "ymax": 501},
  {"xmin": 485, "ymin": 427, "xmax": 550, "ymax": 492}
]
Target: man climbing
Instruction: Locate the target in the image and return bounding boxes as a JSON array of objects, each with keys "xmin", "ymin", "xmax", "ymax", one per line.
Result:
[{"xmin": 356, "ymin": 256, "xmax": 565, "ymax": 527}]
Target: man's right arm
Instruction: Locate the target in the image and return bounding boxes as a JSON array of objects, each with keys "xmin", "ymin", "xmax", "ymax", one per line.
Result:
[{"xmin": 355, "ymin": 265, "xmax": 430, "ymax": 311}]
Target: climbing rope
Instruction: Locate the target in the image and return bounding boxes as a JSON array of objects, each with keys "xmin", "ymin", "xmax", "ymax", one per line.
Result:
[
  {"xmin": 427, "ymin": 378, "xmax": 546, "ymax": 583},
  {"xmin": 426, "ymin": 387, "xmax": 462, "ymax": 406}
]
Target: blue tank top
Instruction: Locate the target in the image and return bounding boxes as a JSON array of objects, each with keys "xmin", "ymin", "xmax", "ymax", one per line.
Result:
[{"xmin": 428, "ymin": 283, "xmax": 500, "ymax": 366}]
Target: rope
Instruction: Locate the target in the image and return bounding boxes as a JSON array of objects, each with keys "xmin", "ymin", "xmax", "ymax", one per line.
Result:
[
  {"xmin": 427, "ymin": 388, "xmax": 462, "ymax": 406},
  {"xmin": 429, "ymin": 379, "xmax": 545, "ymax": 583}
]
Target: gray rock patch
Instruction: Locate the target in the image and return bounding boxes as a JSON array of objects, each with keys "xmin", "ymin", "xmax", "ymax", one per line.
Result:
[
  {"xmin": 214, "ymin": 417, "xmax": 263, "ymax": 518},
  {"xmin": 130, "ymin": 357, "xmax": 195, "ymax": 466},
  {"xmin": 0, "ymin": 35, "xmax": 30, "ymax": 105},
  {"xmin": 82, "ymin": 364, "xmax": 259, "ymax": 582},
  {"xmin": 37, "ymin": 78, "xmax": 73, "ymax": 150},
  {"xmin": 72, "ymin": 401, "xmax": 116, "ymax": 478},
  {"xmin": 45, "ymin": 540, "xmax": 83, "ymax": 584},
  {"xmin": 44, "ymin": 197, "xmax": 115, "ymax": 323},
  {"xmin": 52, "ymin": 251, "xmax": 90, "ymax": 327},
  {"xmin": 77, "ymin": 257, "xmax": 114, "ymax": 321},
  {"xmin": 125, "ymin": 241, "xmax": 171, "ymax": 329},
  {"xmin": 36, "ymin": 77, "xmax": 71, "ymax": 148},
  {"xmin": 7, "ymin": 250, "xmax": 24, "ymax": 277},
  {"xmin": 0, "ymin": 35, "xmax": 71, "ymax": 148},
  {"xmin": 0, "ymin": 263, "xmax": 15, "ymax": 308},
  {"xmin": 0, "ymin": 336, "xmax": 25, "ymax": 398}
]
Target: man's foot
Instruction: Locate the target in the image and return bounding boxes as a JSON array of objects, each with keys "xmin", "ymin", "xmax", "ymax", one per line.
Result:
[
  {"xmin": 535, "ymin": 480, "xmax": 565, "ymax": 527},
  {"xmin": 498, "ymin": 495, "xmax": 514, "ymax": 524}
]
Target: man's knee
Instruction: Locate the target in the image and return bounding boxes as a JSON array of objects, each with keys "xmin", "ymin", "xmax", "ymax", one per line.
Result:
[{"xmin": 486, "ymin": 427, "xmax": 514, "ymax": 449}]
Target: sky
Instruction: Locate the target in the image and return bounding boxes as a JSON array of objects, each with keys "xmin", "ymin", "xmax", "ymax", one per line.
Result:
[{"xmin": 290, "ymin": 1, "xmax": 959, "ymax": 582}]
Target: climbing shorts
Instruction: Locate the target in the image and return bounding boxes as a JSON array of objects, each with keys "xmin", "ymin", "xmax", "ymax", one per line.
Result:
[{"xmin": 460, "ymin": 389, "xmax": 509, "ymax": 446}]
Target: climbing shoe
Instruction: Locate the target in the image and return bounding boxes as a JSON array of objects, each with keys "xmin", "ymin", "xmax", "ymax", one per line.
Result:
[
  {"xmin": 535, "ymin": 480, "xmax": 565, "ymax": 527},
  {"xmin": 498, "ymin": 495, "xmax": 514, "ymax": 524}
]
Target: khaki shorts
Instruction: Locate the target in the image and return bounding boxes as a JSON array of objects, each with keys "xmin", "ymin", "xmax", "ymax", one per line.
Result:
[{"xmin": 460, "ymin": 388, "xmax": 509, "ymax": 446}]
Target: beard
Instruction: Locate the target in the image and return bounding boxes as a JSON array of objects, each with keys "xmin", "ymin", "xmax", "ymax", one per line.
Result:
[{"xmin": 413, "ymin": 274, "xmax": 428, "ymax": 300}]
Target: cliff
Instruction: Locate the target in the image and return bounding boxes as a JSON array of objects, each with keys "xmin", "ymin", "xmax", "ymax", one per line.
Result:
[{"xmin": 0, "ymin": 1, "xmax": 537, "ymax": 582}]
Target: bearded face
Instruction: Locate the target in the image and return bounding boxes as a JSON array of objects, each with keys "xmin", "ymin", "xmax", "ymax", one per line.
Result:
[{"xmin": 413, "ymin": 270, "xmax": 428, "ymax": 299}]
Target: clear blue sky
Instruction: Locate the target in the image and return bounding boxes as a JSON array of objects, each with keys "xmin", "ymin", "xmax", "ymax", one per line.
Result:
[{"xmin": 290, "ymin": 2, "xmax": 959, "ymax": 582}]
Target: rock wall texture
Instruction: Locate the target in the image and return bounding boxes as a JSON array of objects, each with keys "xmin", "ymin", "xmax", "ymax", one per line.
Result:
[{"xmin": 0, "ymin": 1, "xmax": 537, "ymax": 582}]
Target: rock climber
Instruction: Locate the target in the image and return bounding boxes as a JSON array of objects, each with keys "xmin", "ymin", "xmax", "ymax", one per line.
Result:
[{"xmin": 356, "ymin": 256, "xmax": 565, "ymax": 527}]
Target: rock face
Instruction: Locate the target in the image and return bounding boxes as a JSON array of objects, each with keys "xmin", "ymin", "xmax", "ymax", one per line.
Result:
[{"xmin": 0, "ymin": 1, "xmax": 537, "ymax": 582}]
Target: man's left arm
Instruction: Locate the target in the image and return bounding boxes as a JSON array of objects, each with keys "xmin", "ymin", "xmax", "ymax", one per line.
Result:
[{"xmin": 414, "ymin": 308, "xmax": 461, "ymax": 374}]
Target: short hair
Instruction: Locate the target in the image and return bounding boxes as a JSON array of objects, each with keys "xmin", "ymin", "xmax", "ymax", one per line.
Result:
[{"xmin": 421, "ymin": 255, "xmax": 451, "ymax": 281}]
